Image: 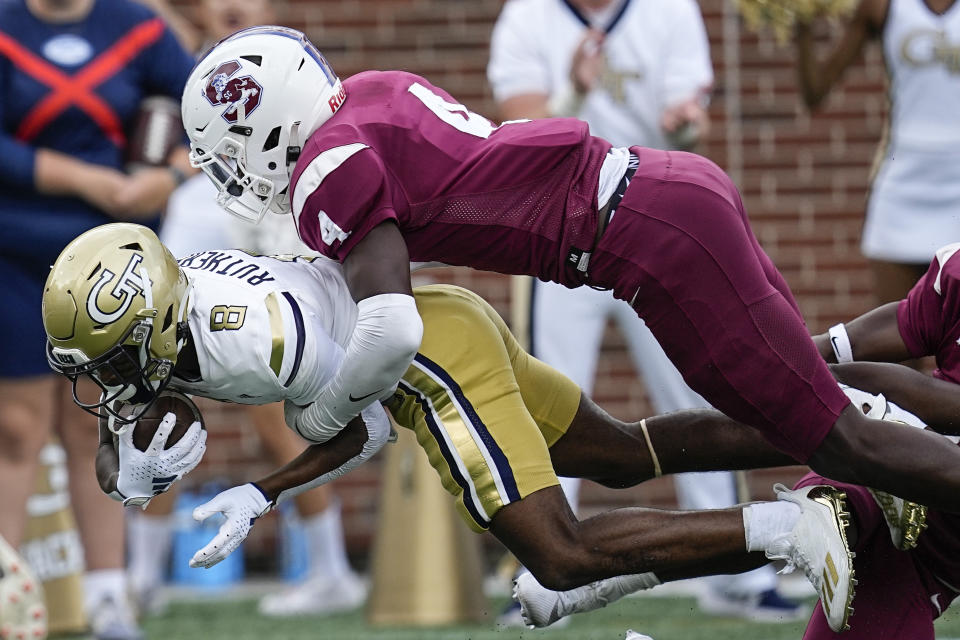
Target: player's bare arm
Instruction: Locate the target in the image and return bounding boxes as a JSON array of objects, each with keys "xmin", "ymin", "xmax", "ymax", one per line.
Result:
[
  {"xmin": 247, "ymin": 413, "xmax": 371, "ymax": 503},
  {"xmin": 830, "ymin": 361, "xmax": 960, "ymax": 434},
  {"xmin": 813, "ymin": 301, "xmax": 909, "ymax": 363},
  {"xmin": 342, "ymin": 220, "xmax": 414, "ymax": 300},
  {"xmin": 795, "ymin": 0, "xmax": 887, "ymax": 109}
]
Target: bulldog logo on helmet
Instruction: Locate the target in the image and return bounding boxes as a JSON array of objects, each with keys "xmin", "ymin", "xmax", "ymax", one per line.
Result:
[{"xmin": 203, "ymin": 60, "xmax": 263, "ymax": 123}]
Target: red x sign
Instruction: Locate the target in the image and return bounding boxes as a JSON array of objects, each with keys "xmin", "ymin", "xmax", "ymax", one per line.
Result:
[{"xmin": 0, "ymin": 17, "xmax": 165, "ymax": 147}]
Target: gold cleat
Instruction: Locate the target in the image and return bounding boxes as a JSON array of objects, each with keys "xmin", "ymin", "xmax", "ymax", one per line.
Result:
[
  {"xmin": 770, "ymin": 484, "xmax": 857, "ymax": 633},
  {"xmin": 863, "ymin": 417, "xmax": 929, "ymax": 551},
  {"xmin": 868, "ymin": 489, "xmax": 928, "ymax": 551}
]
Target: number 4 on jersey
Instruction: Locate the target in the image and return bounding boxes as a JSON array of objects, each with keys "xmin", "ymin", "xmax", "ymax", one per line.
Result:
[{"xmin": 408, "ymin": 82, "xmax": 527, "ymax": 139}]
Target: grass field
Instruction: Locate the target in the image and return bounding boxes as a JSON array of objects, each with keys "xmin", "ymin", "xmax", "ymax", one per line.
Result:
[{"xmin": 135, "ymin": 591, "xmax": 960, "ymax": 640}]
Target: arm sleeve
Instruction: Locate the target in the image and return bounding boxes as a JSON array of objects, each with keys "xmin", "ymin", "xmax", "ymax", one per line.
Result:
[
  {"xmin": 662, "ymin": 0, "xmax": 714, "ymax": 105},
  {"xmin": 0, "ymin": 56, "xmax": 37, "ymax": 187},
  {"xmin": 287, "ymin": 293, "xmax": 422, "ymax": 443},
  {"xmin": 897, "ymin": 245, "xmax": 960, "ymax": 358},
  {"xmin": 275, "ymin": 402, "xmax": 392, "ymax": 503},
  {"xmin": 487, "ymin": 0, "xmax": 552, "ymax": 102},
  {"xmin": 294, "ymin": 146, "xmax": 398, "ymax": 262}
]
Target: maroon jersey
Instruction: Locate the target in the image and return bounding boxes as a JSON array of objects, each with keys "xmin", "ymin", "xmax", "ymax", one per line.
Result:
[
  {"xmin": 897, "ymin": 243, "xmax": 960, "ymax": 383},
  {"xmin": 894, "ymin": 244, "xmax": 960, "ymax": 599},
  {"xmin": 290, "ymin": 71, "xmax": 611, "ymax": 286}
]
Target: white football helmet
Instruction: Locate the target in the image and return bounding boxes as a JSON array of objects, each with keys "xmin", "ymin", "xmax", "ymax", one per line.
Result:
[{"xmin": 182, "ymin": 26, "xmax": 345, "ymax": 223}]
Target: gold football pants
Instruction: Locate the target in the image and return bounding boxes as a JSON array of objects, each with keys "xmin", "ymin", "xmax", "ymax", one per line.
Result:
[{"xmin": 388, "ymin": 284, "xmax": 581, "ymax": 532}]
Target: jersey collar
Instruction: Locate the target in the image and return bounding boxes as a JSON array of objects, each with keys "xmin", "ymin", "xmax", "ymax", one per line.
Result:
[{"xmin": 560, "ymin": 0, "xmax": 632, "ymax": 34}]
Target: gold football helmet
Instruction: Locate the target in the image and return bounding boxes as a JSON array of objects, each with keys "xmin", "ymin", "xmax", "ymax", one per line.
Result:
[{"xmin": 42, "ymin": 223, "xmax": 191, "ymax": 426}]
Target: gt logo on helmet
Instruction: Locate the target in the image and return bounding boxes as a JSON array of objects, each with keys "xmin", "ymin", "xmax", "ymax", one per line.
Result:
[
  {"xmin": 87, "ymin": 254, "xmax": 148, "ymax": 325},
  {"xmin": 203, "ymin": 60, "xmax": 263, "ymax": 123}
]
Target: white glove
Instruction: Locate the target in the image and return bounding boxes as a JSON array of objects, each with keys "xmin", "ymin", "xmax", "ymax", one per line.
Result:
[
  {"xmin": 839, "ymin": 384, "xmax": 886, "ymax": 418},
  {"xmin": 189, "ymin": 483, "xmax": 273, "ymax": 569},
  {"xmin": 115, "ymin": 414, "xmax": 207, "ymax": 509},
  {"xmin": 839, "ymin": 383, "xmax": 926, "ymax": 428}
]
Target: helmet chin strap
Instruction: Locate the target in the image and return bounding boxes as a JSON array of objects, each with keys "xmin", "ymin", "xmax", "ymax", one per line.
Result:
[
  {"xmin": 286, "ymin": 121, "xmax": 302, "ymax": 170},
  {"xmin": 107, "ymin": 411, "xmax": 125, "ymax": 436},
  {"xmin": 176, "ymin": 280, "xmax": 194, "ymax": 352}
]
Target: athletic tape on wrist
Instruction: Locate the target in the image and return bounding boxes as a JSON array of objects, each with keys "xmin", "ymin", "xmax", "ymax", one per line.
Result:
[
  {"xmin": 639, "ymin": 418, "xmax": 662, "ymax": 478},
  {"xmin": 828, "ymin": 323, "xmax": 854, "ymax": 363}
]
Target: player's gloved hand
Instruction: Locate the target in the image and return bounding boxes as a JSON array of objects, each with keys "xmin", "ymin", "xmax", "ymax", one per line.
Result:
[
  {"xmin": 189, "ymin": 483, "xmax": 273, "ymax": 569},
  {"xmin": 840, "ymin": 383, "xmax": 926, "ymax": 428},
  {"xmin": 114, "ymin": 414, "xmax": 207, "ymax": 509},
  {"xmin": 840, "ymin": 384, "xmax": 887, "ymax": 418}
]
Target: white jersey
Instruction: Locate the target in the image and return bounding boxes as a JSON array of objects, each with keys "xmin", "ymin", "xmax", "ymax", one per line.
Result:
[
  {"xmin": 883, "ymin": 0, "xmax": 960, "ymax": 148},
  {"xmin": 862, "ymin": 0, "xmax": 960, "ymax": 262},
  {"xmin": 487, "ymin": 0, "xmax": 713, "ymax": 147},
  {"xmin": 170, "ymin": 250, "xmax": 357, "ymax": 407}
]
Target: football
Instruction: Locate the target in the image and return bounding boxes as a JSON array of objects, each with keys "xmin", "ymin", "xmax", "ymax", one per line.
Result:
[
  {"xmin": 125, "ymin": 95, "xmax": 182, "ymax": 169},
  {"xmin": 128, "ymin": 390, "xmax": 204, "ymax": 452}
]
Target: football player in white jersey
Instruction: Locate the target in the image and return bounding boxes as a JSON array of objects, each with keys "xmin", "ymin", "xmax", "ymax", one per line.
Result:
[
  {"xmin": 488, "ymin": 0, "xmax": 800, "ymax": 621},
  {"xmin": 42, "ymin": 223, "xmax": 864, "ymax": 631},
  {"xmin": 795, "ymin": 0, "xmax": 960, "ymax": 304},
  {"xmin": 130, "ymin": 3, "xmax": 365, "ymax": 616},
  {"xmin": 153, "ymin": 178, "xmax": 367, "ymax": 617}
]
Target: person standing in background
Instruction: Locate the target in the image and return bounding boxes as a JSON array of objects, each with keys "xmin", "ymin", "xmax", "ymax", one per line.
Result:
[
  {"xmin": 126, "ymin": 0, "xmax": 365, "ymax": 618},
  {"xmin": 487, "ymin": 0, "xmax": 804, "ymax": 623},
  {"xmin": 0, "ymin": 0, "xmax": 195, "ymax": 637},
  {"xmin": 795, "ymin": 0, "xmax": 960, "ymax": 304}
]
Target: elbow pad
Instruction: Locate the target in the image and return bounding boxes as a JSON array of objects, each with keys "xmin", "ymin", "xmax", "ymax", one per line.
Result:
[{"xmin": 291, "ymin": 293, "xmax": 422, "ymax": 443}]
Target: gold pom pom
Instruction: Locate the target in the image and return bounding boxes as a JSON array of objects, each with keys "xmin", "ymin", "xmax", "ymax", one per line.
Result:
[{"xmin": 734, "ymin": 0, "xmax": 857, "ymax": 43}]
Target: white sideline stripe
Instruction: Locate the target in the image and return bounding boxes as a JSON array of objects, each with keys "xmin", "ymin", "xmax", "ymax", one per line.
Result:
[
  {"xmin": 411, "ymin": 359, "xmax": 513, "ymax": 507},
  {"xmin": 291, "ymin": 142, "xmax": 368, "ymax": 220},
  {"xmin": 402, "ymin": 379, "xmax": 490, "ymax": 523}
]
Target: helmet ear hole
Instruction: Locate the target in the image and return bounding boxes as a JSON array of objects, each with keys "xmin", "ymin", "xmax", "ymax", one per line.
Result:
[
  {"xmin": 161, "ymin": 306, "xmax": 174, "ymax": 332},
  {"xmin": 262, "ymin": 126, "xmax": 281, "ymax": 152}
]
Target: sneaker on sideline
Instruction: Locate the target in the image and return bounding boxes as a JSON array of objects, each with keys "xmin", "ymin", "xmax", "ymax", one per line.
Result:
[
  {"xmin": 697, "ymin": 586, "xmax": 808, "ymax": 623},
  {"xmin": 258, "ymin": 572, "xmax": 365, "ymax": 617},
  {"xmin": 87, "ymin": 593, "xmax": 144, "ymax": 640}
]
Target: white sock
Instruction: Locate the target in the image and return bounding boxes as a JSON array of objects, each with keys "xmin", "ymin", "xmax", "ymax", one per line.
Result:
[
  {"xmin": 83, "ymin": 568, "xmax": 127, "ymax": 611},
  {"xmin": 126, "ymin": 512, "xmax": 174, "ymax": 594},
  {"xmin": 743, "ymin": 502, "xmax": 801, "ymax": 552},
  {"xmin": 304, "ymin": 499, "xmax": 351, "ymax": 581}
]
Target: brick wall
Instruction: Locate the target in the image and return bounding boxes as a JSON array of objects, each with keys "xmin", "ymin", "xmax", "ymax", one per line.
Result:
[{"xmin": 175, "ymin": 0, "xmax": 886, "ymax": 566}]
